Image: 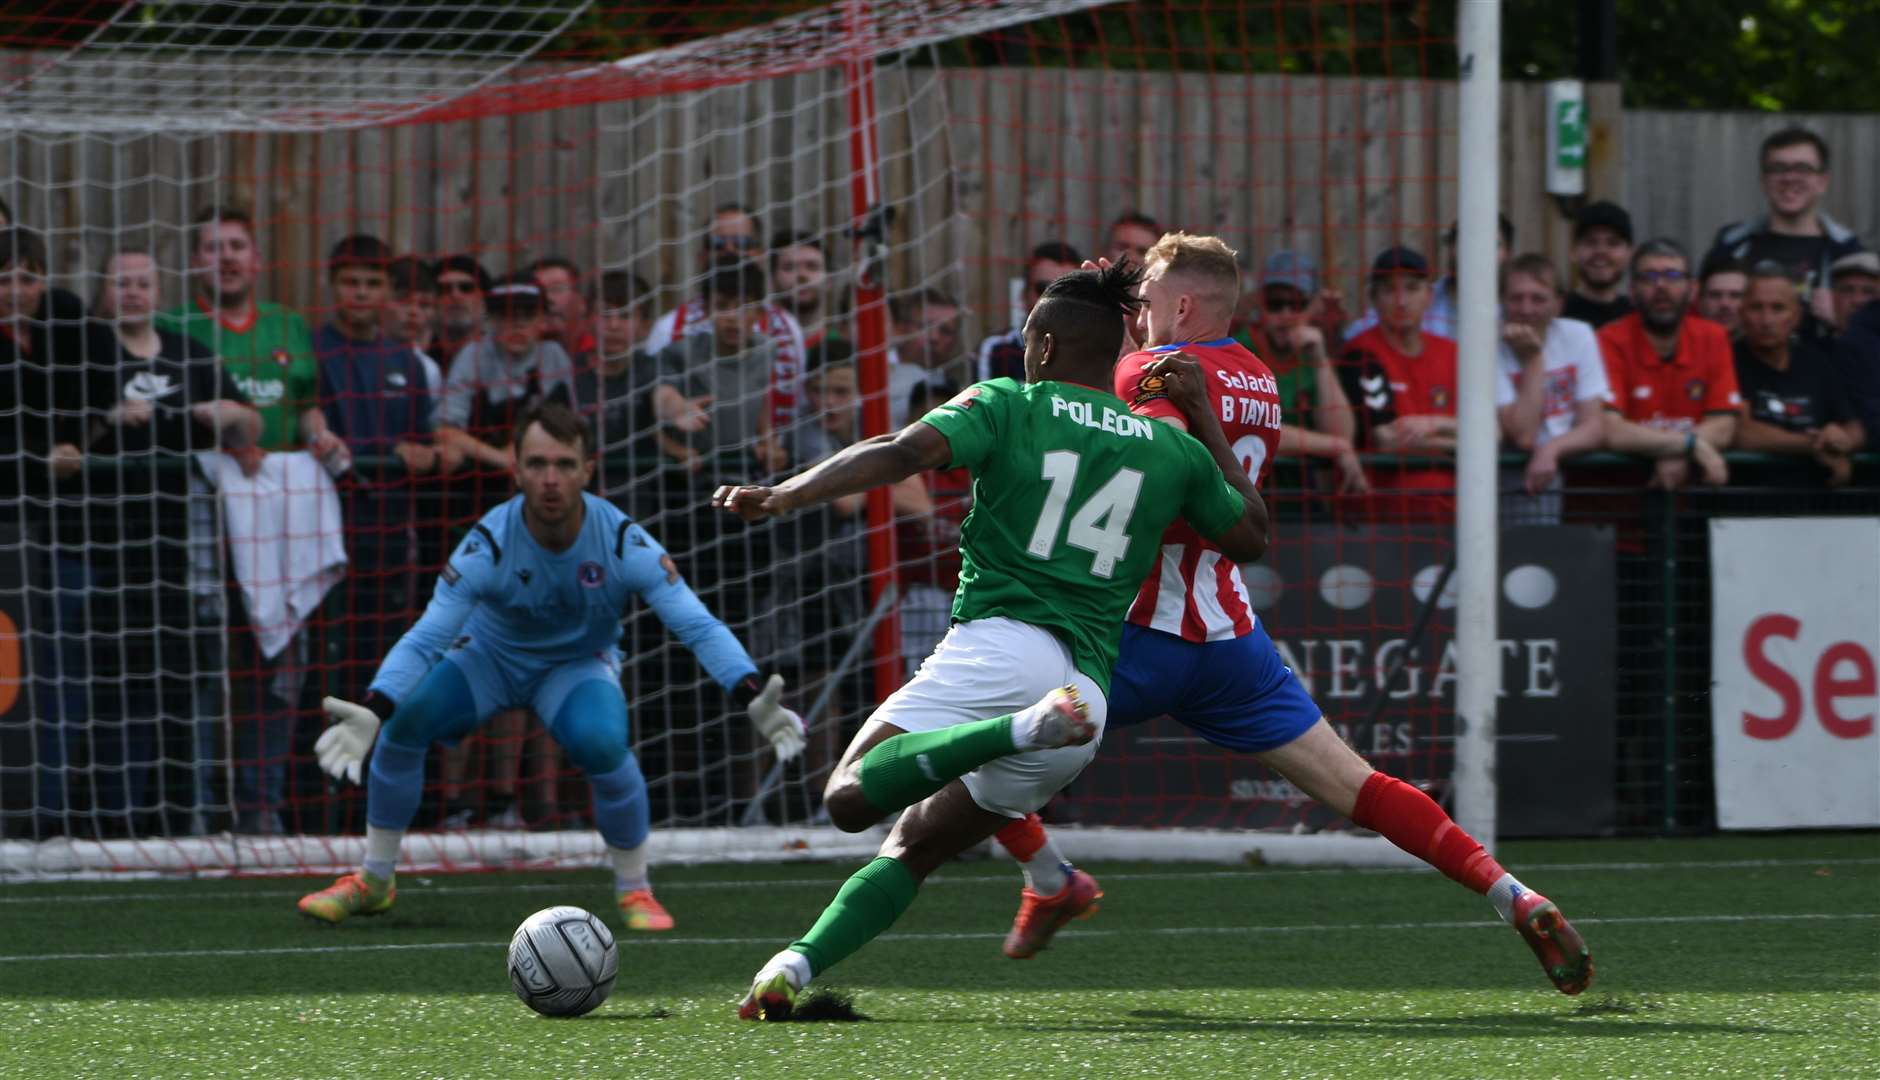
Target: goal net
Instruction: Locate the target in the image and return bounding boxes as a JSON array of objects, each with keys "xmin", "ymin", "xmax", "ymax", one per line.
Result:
[{"xmin": 0, "ymin": 0, "xmax": 1466, "ymax": 879}]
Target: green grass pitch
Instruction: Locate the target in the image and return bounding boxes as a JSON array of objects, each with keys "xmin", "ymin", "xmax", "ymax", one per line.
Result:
[{"xmin": 2, "ymin": 833, "xmax": 1875, "ymax": 1078}]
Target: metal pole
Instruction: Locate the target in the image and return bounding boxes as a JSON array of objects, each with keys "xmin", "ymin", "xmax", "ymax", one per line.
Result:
[{"xmin": 1453, "ymin": 0, "xmax": 1502, "ymax": 851}]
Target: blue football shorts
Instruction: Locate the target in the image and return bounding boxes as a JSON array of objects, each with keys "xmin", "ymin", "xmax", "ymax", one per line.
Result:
[{"xmin": 1107, "ymin": 621, "xmax": 1322, "ymax": 753}]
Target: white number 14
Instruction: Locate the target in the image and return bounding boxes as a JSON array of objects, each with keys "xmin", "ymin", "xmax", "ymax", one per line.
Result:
[{"xmin": 1025, "ymin": 449, "xmax": 1144, "ymax": 579}]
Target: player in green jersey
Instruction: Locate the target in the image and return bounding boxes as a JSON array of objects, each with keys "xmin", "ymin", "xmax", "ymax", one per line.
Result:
[{"xmin": 714, "ymin": 263, "xmax": 1269, "ymax": 1019}]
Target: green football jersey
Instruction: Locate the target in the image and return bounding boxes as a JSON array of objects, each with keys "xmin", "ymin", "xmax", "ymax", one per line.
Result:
[
  {"xmin": 159, "ymin": 300, "xmax": 317, "ymax": 451},
  {"xmin": 918, "ymin": 377, "xmax": 1246, "ymax": 692}
]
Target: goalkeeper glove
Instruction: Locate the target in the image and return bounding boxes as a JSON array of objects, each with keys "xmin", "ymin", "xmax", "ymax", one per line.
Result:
[
  {"xmin": 740, "ymin": 674, "xmax": 806, "ymax": 763},
  {"xmin": 315, "ymin": 693, "xmax": 392, "ymax": 785}
]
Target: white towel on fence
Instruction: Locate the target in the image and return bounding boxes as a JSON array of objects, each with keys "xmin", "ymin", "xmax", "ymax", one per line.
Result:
[{"xmin": 198, "ymin": 450, "xmax": 349, "ymax": 659}]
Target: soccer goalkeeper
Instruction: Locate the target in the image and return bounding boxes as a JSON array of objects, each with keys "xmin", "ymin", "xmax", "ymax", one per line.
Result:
[{"xmin": 297, "ymin": 401, "xmax": 804, "ymax": 931}]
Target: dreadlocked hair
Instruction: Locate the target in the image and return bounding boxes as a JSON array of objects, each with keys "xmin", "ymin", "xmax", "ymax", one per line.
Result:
[
  {"xmin": 1030, "ymin": 261, "xmax": 1146, "ymax": 366},
  {"xmin": 1039, "ymin": 260, "xmax": 1146, "ymax": 315}
]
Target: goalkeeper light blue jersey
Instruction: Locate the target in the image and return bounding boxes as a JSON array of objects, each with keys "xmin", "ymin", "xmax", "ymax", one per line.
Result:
[{"xmin": 370, "ymin": 492, "xmax": 757, "ymax": 704}]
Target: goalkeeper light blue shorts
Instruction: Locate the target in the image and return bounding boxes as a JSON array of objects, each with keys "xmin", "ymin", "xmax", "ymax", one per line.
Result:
[
  {"xmin": 429, "ymin": 634, "xmax": 626, "ymax": 745},
  {"xmin": 1107, "ymin": 621, "xmax": 1322, "ymax": 753}
]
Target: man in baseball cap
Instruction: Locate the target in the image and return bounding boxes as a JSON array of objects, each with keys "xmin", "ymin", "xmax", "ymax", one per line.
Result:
[{"xmin": 1563, "ymin": 200, "xmax": 1634, "ymax": 328}]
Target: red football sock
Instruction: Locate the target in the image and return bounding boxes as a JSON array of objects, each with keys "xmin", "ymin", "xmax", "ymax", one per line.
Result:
[
  {"xmin": 995, "ymin": 813, "xmax": 1046, "ymax": 862},
  {"xmin": 1350, "ymin": 772, "xmax": 1504, "ymax": 895}
]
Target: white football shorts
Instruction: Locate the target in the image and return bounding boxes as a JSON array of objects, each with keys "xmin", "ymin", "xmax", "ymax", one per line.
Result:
[{"xmin": 870, "ymin": 616, "xmax": 1108, "ymax": 818}]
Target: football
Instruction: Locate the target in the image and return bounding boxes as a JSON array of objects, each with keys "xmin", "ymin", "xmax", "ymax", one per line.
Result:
[{"xmin": 507, "ymin": 905, "xmax": 619, "ymax": 1017}]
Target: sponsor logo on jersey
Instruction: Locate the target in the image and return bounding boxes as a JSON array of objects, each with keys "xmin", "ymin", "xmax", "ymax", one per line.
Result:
[
  {"xmin": 1212, "ymin": 367, "xmax": 1280, "ymax": 395},
  {"xmin": 1132, "ymin": 372, "xmax": 1170, "ymax": 407},
  {"xmin": 272, "ymin": 348, "xmax": 292, "ymax": 369},
  {"xmin": 233, "ymin": 373, "xmax": 286, "ymax": 406},
  {"xmin": 1050, "ymin": 395, "xmax": 1156, "ymax": 440},
  {"xmin": 1359, "ymin": 372, "xmax": 1390, "ymax": 410},
  {"xmin": 942, "ymin": 385, "xmax": 982, "ymax": 411},
  {"xmin": 1685, "ymin": 378, "xmax": 1707, "ymax": 402},
  {"xmin": 578, "ymin": 561, "xmax": 605, "ymax": 588},
  {"xmin": 1431, "ymin": 385, "xmax": 1451, "ymax": 410},
  {"xmin": 124, "ymin": 371, "xmax": 182, "ymax": 402}
]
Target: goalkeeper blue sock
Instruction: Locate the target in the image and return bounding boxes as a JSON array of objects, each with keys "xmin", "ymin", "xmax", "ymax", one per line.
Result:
[
  {"xmin": 365, "ymin": 737, "xmax": 427, "ymax": 831},
  {"xmin": 588, "ymin": 756, "xmax": 650, "ymax": 853}
]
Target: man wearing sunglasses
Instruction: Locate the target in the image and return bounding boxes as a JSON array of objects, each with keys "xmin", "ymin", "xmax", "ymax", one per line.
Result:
[
  {"xmin": 1704, "ymin": 127, "xmax": 1864, "ymax": 332},
  {"xmin": 1236, "ymin": 250, "xmax": 1366, "ymax": 493},
  {"xmin": 430, "ymin": 254, "xmax": 492, "ymax": 368},
  {"xmin": 1597, "ymin": 238, "xmax": 1738, "ymax": 490}
]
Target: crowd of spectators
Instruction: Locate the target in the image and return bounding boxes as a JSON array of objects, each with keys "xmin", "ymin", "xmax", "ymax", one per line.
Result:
[{"xmin": 3, "ymin": 124, "xmax": 1876, "ymax": 840}]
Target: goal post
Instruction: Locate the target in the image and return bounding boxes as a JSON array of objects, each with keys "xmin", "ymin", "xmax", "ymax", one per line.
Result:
[{"xmin": 0, "ymin": 0, "xmax": 1491, "ymax": 880}]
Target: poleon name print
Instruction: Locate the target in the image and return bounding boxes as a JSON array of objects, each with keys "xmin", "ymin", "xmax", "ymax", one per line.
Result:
[{"xmin": 1050, "ymin": 395, "xmax": 1157, "ymax": 440}]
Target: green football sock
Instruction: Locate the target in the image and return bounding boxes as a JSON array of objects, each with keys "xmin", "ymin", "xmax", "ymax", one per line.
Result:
[
  {"xmin": 857, "ymin": 715, "xmax": 1016, "ymax": 815},
  {"xmin": 788, "ymin": 856, "xmax": 919, "ymax": 976}
]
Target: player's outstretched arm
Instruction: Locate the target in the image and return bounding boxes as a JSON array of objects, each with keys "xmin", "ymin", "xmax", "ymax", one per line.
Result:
[
  {"xmin": 314, "ymin": 537, "xmax": 488, "ymax": 784},
  {"xmin": 714, "ymin": 423, "xmax": 952, "ymax": 523}
]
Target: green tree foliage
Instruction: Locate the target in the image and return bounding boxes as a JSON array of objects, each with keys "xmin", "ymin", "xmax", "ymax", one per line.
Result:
[{"xmin": 1504, "ymin": 0, "xmax": 1880, "ymax": 112}]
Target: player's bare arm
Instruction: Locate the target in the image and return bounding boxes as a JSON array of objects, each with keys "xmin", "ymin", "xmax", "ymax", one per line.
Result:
[
  {"xmin": 714, "ymin": 422, "xmax": 952, "ymax": 523},
  {"xmin": 1141, "ymin": 352, "xmax": 1269, "ymax": 562}
]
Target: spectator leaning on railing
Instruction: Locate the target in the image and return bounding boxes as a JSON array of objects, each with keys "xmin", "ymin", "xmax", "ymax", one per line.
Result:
[
  {"xmin": 1595, "ymin": 238, "xmax": 1737, "ymax": 490},
  {"xmin": 1496, "ymin": 254, "xmax": 1608, "ymax": 498},
  {"xmin": 1338, "ymin": 245, "xmax": 1458, "ymax": 510},
  {"xmin": 1731, "ymin": 262, "xmax": 1866, "ymax": 487},
  {"xmin": 1236, "ymin": 249, "xmax": 1367, "ymax": 493}
]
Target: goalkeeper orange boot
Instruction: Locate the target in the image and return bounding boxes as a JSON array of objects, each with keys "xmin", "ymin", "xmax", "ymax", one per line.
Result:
[
  {"xmin": 297, "ymin": 872, "xmax": 394, "ymax": 924},
  {"xmin": 617, "ymin": 888, "xmax": 675, "ymax": 932},
  {"xmin": 1003, "ymin": 867, "xmax": 1103, "ymax": 959},
  {"xmin": 1510, "ymin": 888, "xmax": 1593, "ymax": 995}
]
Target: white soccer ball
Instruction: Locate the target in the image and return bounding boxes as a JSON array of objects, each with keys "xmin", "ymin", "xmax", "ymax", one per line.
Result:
[{"xmin": 508, "ymin": 905, "xmax": 618, "ymax": 1017}]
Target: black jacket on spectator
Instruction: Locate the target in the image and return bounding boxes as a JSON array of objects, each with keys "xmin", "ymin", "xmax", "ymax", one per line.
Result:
[
  {"xmin": 1705, "ymin": 212, "xmax": 1864, "ymax": 296},
  {"xmin": 0, "ymin": 296, "xmax": 118, "ymax": 516},
  {"xmin": 1734, "ymin": 335, "xmax": 1859, "ymax": 488},
  {"xmin": 1834, "ymin": 298, "xmax": 1880, "ymax": 438},
  {"xmin": 82, "ymin": 322, "xmax": 248, "ymax": 583}
]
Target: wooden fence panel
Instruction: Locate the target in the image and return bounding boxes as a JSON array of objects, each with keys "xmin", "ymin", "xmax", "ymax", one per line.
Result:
[{"xmin": 4, "ymin": 54, "xmax": 1871, "ymax": 340}]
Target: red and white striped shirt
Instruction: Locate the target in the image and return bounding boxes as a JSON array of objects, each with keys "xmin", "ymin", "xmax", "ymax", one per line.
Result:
[
  {"xmin": 1116, "ymin": 338, "xmax": 1283, "ymax": 642},
  {"xmin": 646, "ymin": 297, "xmax": 807, "ymax": 429}
]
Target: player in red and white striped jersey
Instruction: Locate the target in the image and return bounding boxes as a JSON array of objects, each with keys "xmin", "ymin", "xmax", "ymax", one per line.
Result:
[
  {"xmin": 993, "ymin": 233, "xmax": 1592, "ymax": 997},
  {"xmin": 1118, "ymin": 335, "xmax": 1283, "ymax": 641}
]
